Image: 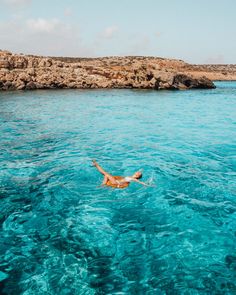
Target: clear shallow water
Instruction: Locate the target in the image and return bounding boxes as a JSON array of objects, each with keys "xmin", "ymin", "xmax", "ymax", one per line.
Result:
[{"xmin": 0, "ymin": 82, "xmax": 236, "ymax": 294}]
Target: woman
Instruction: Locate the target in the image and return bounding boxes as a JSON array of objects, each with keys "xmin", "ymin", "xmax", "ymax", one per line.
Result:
[{"xmin": 92, "ymin": 160, "xmax": 149, "ymax": 188}]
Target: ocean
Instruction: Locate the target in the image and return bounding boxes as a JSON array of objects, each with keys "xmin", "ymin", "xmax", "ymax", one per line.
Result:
[{"xmin": 0, "ymin": 82, "xmax": 236, "ymax": 294}]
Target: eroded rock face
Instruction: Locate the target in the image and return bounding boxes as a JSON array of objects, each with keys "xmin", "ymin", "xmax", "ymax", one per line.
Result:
[
  {"xmin": 172, "ymin": 74, "xmax": 215, "ymax": 89},
  {"xmin": 0, "ymin": 51, "xmax": 216, "ymax": 91}
]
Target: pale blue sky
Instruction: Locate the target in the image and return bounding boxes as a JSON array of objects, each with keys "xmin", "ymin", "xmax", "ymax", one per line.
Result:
[{"xmin": 0, "ymin": 0, "xmax": 235, "ymax": 63}]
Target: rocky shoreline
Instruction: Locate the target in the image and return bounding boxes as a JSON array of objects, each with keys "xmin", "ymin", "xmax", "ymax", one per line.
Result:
[{"xmin": 1, "ymin": 50, "xmax": 235, "ymax": 91}]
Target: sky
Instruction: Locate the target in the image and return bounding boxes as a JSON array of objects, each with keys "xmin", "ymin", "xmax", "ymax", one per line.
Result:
[{"xmin": 0, "ymin": 0, "xmax": 235, "ymax": 64}]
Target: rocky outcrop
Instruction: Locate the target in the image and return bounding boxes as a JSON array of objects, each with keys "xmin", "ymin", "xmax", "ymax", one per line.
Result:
[
  {"xmin": 183, "ymin": 64, "xmax": 236, "ymax": 81},
  {"xmin": 172, "ymin": 74, "xmax": 216, "ymax": 89},
  {"xmin": 0, "ymin": 50, "xmax": 217, "ymax": 91}
]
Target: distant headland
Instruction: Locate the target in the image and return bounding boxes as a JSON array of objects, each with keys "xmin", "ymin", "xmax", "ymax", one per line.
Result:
[{"xmin": 0, "ymin": 50, "xmax": 235, "ymax": 91}]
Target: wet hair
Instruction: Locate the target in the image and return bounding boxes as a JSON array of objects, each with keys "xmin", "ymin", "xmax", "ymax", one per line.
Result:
[{"xmin": 135, "ymin": 172, "xmax": 142, "ymax": 179}]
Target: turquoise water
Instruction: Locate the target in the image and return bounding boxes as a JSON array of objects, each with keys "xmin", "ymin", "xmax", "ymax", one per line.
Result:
[{"xmin": 0, "ymin": 82, "xmax": 236, "ymax": 294}]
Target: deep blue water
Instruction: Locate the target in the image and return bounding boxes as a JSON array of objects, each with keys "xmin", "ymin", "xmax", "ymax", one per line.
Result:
[{"xmin": 0, "ymin": 82, "xmax": 236, "ymax": 294}]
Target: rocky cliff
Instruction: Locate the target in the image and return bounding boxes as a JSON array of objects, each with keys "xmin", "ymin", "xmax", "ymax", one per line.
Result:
[{"xmin": 0, "ymin": 50, "xmax": 227, "ymax": 91}]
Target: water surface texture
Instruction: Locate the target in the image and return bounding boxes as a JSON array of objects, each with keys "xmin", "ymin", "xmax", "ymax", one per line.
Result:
[{"xmin": 0, "ymin": 82, "xmax": 236, "ymax": 294}]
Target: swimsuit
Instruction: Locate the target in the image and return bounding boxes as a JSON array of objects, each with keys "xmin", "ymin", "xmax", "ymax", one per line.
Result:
[
  {"xmin": 115, "ymin": 176, "xmax": 133, "ymax": 187},
  {"xmin": 124, "ymin": 176, "xmax": 133, "ymax": 182}
]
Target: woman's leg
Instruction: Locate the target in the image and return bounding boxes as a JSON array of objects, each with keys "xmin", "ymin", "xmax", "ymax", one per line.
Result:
[
  {"xmin": 102, "ymin": 175, "xmax": 108, "ymax": 185},
  {"xmin": 92, "ymin": 160, "xmax": 117, "ymax": 184}
]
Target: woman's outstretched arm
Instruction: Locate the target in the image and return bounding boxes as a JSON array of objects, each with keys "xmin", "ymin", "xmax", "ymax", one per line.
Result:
[{"xmin": 132, "ymin": 179, "xmax": 152, "ymax": 187}]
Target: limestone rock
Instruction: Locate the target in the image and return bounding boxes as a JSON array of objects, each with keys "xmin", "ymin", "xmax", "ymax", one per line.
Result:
[
  {"xmin": 172, "ymin": 74, "xmax": 215, "ymax": 89},
  {"xmin": 15, "ymin": 81, "xmax": 25, "ymax": 90},
  {"xmin": 0, "ymin": 51, "xmax": 222, "ymax": 91},
  {"xmin": 25, "ymin": 81, "xmax": 37, "ymax": 90},
  {"xmin": 0, "ymin": 59, "xmax": 10, "ymax": 69}
]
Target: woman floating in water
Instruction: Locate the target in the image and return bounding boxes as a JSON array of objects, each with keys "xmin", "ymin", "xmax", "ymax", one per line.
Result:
[{"xmin": 92, "ymin": 160, "xmax": 150, "ymax": 188}]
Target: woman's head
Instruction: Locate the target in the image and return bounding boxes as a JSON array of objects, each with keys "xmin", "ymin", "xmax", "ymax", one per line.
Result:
[{"xmin": 132, "ymin": 171, "xmax": 142, "ymax": 179}]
